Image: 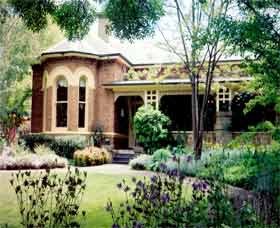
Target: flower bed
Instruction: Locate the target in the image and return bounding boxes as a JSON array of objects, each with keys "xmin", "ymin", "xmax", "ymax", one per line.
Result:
[
  {"xmin": 0, "ymin": 154, "xmax": 67, "ymax": 170},
  {"xmin": 0, "ymin": 145, "xmax": 67, "ymax": 170}
]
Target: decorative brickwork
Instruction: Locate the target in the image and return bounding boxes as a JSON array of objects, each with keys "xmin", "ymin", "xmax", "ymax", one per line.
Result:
[
  {"xmin": 45, "ymin": 87, "xmax": 53, "ymax": 131},
  {"xmin": 68, "ymin": 86, "xmax": 79, "ymax": 131},
  {"xmin": 31, "ymin": 65, "xmax": 44, "ymax": 133}
]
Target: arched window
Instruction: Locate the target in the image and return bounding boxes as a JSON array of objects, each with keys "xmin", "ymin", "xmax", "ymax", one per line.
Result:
[
  {"xmin": 56, "ymin": 78, "xmax": 68, "ymax": 127},
  {"xmin": 78, "ymin": 77, "xmax": 86, "ymax": 128}
]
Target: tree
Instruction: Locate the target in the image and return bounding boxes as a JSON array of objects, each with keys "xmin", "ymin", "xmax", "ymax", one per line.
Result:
[
  {"xmin": 222, "ymin": 0, "xmax": 280, "ymax": 115},
  {"xmin": 106, "ymin": 0, "xmax": 232, "ymax": 159},
  {"xmin": 1, "ymin": 0, "xmax": 96, "ymax": 40},
  {"xmin": 0, "ymin": 12, "xmax": 63, "ymax": 144}
]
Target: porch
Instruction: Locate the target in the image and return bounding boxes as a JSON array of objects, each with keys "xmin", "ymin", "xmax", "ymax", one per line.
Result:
[{"xmin": 107, "ymin": 80, "xmax": 275, "ymax": 149}]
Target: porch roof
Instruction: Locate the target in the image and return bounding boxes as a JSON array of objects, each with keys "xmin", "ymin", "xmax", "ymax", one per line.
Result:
[{"xmin": 103, "ymin": 77, "xmax": 252, "ymax": 88}]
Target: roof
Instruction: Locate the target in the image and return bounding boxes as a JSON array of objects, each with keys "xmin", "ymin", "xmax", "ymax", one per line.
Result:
[
  {"xmin": 103, "ymin": 77, "xmax": 252, "ymax": 87},
  {"xmin": 42, "ymin": 20, "xmax": 243, "ymax": 66},
  {"xmin": 42, "ymin": 30, "xmax": 180, "ymax": 66}
]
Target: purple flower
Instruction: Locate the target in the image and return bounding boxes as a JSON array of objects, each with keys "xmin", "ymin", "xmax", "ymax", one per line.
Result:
[
  {"xmin": 136, "ymin": 180, "xmax": 144, "ymax": 189},
  {"xmin": 159, "ymin": 163, "xmax": 167, "ymax": 171},
  {"xmin": 186, "ymin": 155, "xmax": 192, "ymax": 162},
  {"xmin": 112, "ymin": 224, "xmax": 119, "ymax": 228},
  {"xmin": 160, "ymin": 193, "xmax": 170, "ymax": 204},
  {"xmin": 201, "ymin": 181, "xmax": 208, "ymax": 190},
  {"xmin": 133, "ymin": 221, "xmax": 143, "ymax": 228},
  {"xmin": 170, "ymin": 168, "xmax": 179, "ymax": 177},
  {"xmin": 150, "ymin": 175, "xmax": 157, "ymax": 183},
  {"xmin": 192, "ymin": 181, "xmax": 208, "ymax": 192}
]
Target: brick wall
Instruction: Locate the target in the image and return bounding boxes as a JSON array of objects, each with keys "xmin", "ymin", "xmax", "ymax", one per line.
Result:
[
  {"xmin": 31, "ymin": 64, "xmax": 44, "ymax": 132},
  {"xmin": 31, "ymin": 57, "xmax": 126, "ymax": 136},
  {"xmin": 68, "ymin": 86, "xmax": 79, "ymax": 131}
]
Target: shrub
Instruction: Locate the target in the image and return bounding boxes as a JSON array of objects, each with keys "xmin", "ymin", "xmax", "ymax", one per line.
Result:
[
  {"xmin": 129, "ymin": 154, "xmax": 152, "ymax": 170},
  {"xmin": 106, "ymin": 164, "xmax": 253, "ymax": 228},
  {"xmin": 0, "ymin": 154, "xmax": 68, "ymax": 170},
  {"xmin": 21, "ymin": 134, "xmax": 53, "ymax": 150},
  {"xmin": 73, "ymin": 146, "xmax": 111, "ymax": 167},
  {"xmin": 133, "ymin": 105, "xmax": 170, "ymax": 154},
  {"xmin": 34, "ymin": 144, "xmax": 55, "ymax": 155},
  {"xmin": 0, "ymin": 138, "xmax": 5, "ymax": 152},
  {"xmin": 10, "ymin": 168, "xmax": 87, "ymax": 227},
  {"xmin": 21, "ymin": 134, "xmax": 87, "ymax": 158},
  {"xmin": 91, "ymin": 124, "xmax": 105, "ymax": 147},
  {"xmin": 248, "ymin": 121, "xmax": 275, "ymax": 132},
  {"xmin": 150, "ymin": 148, "xmax": 172, "ymax": 171}
]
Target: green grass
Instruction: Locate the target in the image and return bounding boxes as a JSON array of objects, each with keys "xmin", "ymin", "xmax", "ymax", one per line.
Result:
[
  {"xmin": 0, "ymin": 170, "xmax": 191, "ymax": 227},
  {"xmin": 0, "ymin": 171, "xmax": 137, "ymax": 228}
]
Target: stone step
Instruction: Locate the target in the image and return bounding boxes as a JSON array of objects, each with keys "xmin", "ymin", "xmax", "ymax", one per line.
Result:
[
  {"xmin": 113, "ymin": 153, "xmax": 134, "ymax": 159},
  {"xmin": 112, "ymin": 150, "xmax": 135, "ymax": 164}
]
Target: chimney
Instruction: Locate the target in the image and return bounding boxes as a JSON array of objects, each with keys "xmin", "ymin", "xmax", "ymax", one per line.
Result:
[{"xmin": 97, "ymin": 16, "xmax": 110, "ymax": 42}]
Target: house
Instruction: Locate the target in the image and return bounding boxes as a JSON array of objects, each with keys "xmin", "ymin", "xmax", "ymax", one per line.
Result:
[{"xmin": 31, "ymin": 19, "xmax": 271, "ymax": 149}]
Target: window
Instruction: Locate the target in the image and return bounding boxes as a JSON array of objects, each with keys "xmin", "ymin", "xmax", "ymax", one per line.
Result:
[
  {"xmin": 218, "ymin": 87, "xmax": 231, "ymax": 112},
  {"xmin": 145, "ymin": 90, "xmax": 158, "ymax": 109},
  {"xmin": 56, "ymin": 78, "xmax": 68, "ymax": 127},
  {"xmin": 78, "ymin": 78, "xmax": 86, "ymax": 128}
]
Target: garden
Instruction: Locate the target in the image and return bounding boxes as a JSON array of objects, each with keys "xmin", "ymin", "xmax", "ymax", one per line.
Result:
[
  {"xmin": 1, "ymin": 0, "xmax": 280, "ymax": 227},
  {"xmin": 0, "ymin": 104, "xmax": 280, "ymax": 227}
]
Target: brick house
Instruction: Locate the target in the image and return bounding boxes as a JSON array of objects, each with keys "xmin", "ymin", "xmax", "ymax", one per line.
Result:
[{"xmin": 31, "ymin": 20, "xmax": 271, "ymax": 148}]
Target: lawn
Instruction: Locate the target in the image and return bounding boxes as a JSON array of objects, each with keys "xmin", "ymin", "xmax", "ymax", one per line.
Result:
[{"xmin": 0, "ymin": 170, "xmax": 142, "ymax": 228}]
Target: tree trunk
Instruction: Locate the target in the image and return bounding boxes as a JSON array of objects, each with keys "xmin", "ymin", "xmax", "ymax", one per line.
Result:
[{"xmin": 191, "ymin": 72, "xmax": 204, "ymax": 160}]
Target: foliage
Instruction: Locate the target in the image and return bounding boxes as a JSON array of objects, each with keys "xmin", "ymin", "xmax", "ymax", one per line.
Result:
[
  {"xmin": 91, "ymin": 124, "xmax": 105, "ymax": 147},
  {"xmin": 105, "ymin": 0, "xmax": 164, "ymax": 41},
  {"xmin": 0, "ymin": 138, "xmax": 4, "ymax": 151},
  {"xmin": 10, "ymin": 168, "xmax": 87, "ymax": 227},
  {"xmin": 129, "ymin": 154, "xmax": 152, "ymax": 170},
  {"xmin": 171, "ymin": 145, "xmax": 189, "ymax": 156},
  {"xmin": 0, "ymin": 112, "xmax": 24, "ymax": 145},
  {"xmin": 7, "ymin": 0, "xmax": 95, "ymax": 40},
  {"xmin": 34, "ymin": 144, "xmax": 55, "ymax": 155},
  {"xmin": 106, "ymin": 163, "xmax": 259, "ymax": 227},
  {"xmin": 21, "ymin": 134, "xmax": 87, "ymax": 158},
  {"xmin": 222, "ymin": 0, "xmax": 280, "ymax": 114},
  {"xmin": 50, "ymin": 136, "xmax": 87, "ymax": 159},
  {"xmin": 248, "ymin": 121, "xmax": 275, "ymax": 132},
  {"xmin": 0, "ymin": 16, "xmax": 62, "ymax": 115},
  {"xmin": 0, "ymin": 15, "xmax": 63, "ymax": 145},
  {"xmin": 73, "ymin": 146, "xmax": 111, "ymax": 167},
  {"xmin": 150, "ymin": 148, "xmax": 171, "ymax": 171},
  {"xmin": 133, "ymin": 105, "xmax": 170, "ymax": 154},
  {"xmin": 21, "ymin": 134, "xmax": 53, "ymax": 150}
]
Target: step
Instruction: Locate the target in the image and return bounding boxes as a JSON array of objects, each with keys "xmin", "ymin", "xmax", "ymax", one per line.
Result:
[
  {"xmin": 113, "ymin": 154, "xmax": 135, "ymax": 159},
  {"xmin": 112, "ymin": 151, "xmax": 135, "ymax": 164},
  {"xmin": 112, "ymin": 159, "xmax": 131, "ymax": 164},
  {"xmin": 113, "ymin": 149, "xmax": 135, "ymax": 155}
]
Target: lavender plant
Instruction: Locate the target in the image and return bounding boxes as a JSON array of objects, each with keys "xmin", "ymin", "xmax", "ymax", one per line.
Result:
[
  {"xmin": 10, "ymin": 168, "xmax": 87, "ymax": 228},
  {"xmin": 106, "ymin": 164, "xmax": 211, "ymax": 228},
  {"xmin": 107, "ymin": 159, "xmax": 262, "ymax": 228}
]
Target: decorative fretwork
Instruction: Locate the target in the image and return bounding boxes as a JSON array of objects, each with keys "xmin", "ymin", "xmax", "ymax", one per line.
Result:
[
  {"xmin": 145, "ymin": 90, "xmax": 159, "ymax": 109},
  {"xmin": 217, "ymin": 86, "xmax": 231, "ymax": 112}
]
